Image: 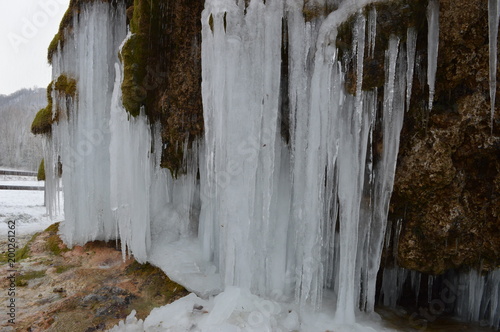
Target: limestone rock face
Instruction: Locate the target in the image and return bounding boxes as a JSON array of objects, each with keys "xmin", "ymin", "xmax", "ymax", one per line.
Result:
[{"xmin": 391, "ymin": 0, "xmax": 500, "ymax": 274}]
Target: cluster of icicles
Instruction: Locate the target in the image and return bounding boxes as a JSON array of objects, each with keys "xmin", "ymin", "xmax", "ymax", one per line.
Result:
[{"xmin": 43, "ymin": 0, "xmax": 499, "ymax": 329}]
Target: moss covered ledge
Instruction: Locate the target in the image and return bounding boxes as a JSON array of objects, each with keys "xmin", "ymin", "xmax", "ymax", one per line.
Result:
[
  {"xmin": 120, "ymin": 0, "xmax": 204, "ymax": 176},
  {"xmin": 47, "ymin": 0, "xmax": 133, "ymax": 64},
  {"xmin": 31, "ymin": 82, "xmax": 54, "ymax": 135},
  {"xmin": 31, "ymin": 74, "xmax": 78, "ymax": 135}
]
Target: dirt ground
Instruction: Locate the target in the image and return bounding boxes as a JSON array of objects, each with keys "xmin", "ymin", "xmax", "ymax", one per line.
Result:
[{"xmin": 0, "ymin": 223, "xmax": 188, "ymax": 332}]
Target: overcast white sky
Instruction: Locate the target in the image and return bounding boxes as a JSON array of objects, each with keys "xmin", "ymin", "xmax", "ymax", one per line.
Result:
[{"xmin": 0, "ymin": 0, "xmax": 70, "ymax": 96}]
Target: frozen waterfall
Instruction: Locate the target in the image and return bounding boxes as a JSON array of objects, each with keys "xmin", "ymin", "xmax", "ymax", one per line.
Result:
[{"xmin": 42, "ymin": 0, "xmax": 497, "ymax": 330}]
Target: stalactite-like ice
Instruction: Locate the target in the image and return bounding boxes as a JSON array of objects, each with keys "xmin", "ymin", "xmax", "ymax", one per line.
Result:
[
  {"xmin": 426, "ymin": 0, "xmax": 439, "ymax": 111},
  {"xmin": 201, "ymin": 0, "xmax": 406, "ymax": 325},
  {"xmin": 109, "ymin": 61, "xmax": 152, "ymax": 262},
  {"xmin": 48, "ymin": 0, "xmax": 500, "ymax": 330},
  {"xmin": 48, "ymin": 2, "xmax": 127, "ymax": 246},
  {"xmin": 406, "ymin": 27, "xmax": 417, "ymax": 112},
  {"xmin": 489, "ymin": 0, "xmax": 500, "ymax": 130},
  {"xmin": 454, "ymin": 269, "xmax": 500, "ymax": 329}
]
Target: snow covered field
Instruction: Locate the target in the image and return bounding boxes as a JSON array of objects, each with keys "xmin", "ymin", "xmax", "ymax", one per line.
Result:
[{"xmin": 0, "ymin": 174, "xmax": 59, "ymax": 238}]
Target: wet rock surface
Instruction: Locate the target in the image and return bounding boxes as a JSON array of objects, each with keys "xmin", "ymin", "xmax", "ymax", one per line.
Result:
[{"xmin": 390, "ymin": 0, "xmax": 500, "ymax": 274}]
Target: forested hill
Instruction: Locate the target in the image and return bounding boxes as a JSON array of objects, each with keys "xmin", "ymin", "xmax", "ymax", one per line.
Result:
[{"xmin": 0, "ymin": 88, "xmax": 45, "ymax": 170}]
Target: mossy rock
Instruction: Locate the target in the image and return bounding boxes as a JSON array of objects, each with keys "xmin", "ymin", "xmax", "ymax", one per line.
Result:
[
  {"xmin": 0, "ymin": 232, "xmax": 41, "ymax": 264},
  {"xmin": 55, "ymin": 74, "xmax": 77, "ymax": 97},
  {"xmin": 16, "ymin": 270, "xmax": 46, "ymax": 287},
  {"xmin": 31, "ymin": 81, "xmax": 54, "ymax": 135},
  {"xmin": 48, "ymin": 0, "xmax": 130, "ymax": 63},
  {"xmin": 31, "ymin": 106, "xmax": 53, "ymax": 135},
  {"xmin": 120, "ymin": 33, "xmax": 149, "ymax": 116},
  {"xmin": 44, "ymin": 223, "xmax": 69, "ymax": 256},
  {"xmin": 37, "ymin": 159, "xmax": 46, "ymax": 181},
  {"xmin": 336, "ymin": 0, "xmax": 428, "ymax": 93},
  {"xmin": 47, "ymin": 33, "xmax": 61, "ymax": 64},
  {"xmin": 126, "ymin": 261, "xmax": 187, "ymax": 298},
  {"xmin": 120, "ymin": 0, "xmax": 205, "ymax": 176},
  {"xmin": 125, "ymin": 261, "xmax": 189, "ymax": 317}
]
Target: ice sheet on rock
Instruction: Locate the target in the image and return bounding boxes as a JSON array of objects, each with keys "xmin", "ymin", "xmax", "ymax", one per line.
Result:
[
  {"xmin": 406, "ymin": 27, "xmax": 417, "ymax": 112},
  {"xmin": 47, "ymin": 2, "xmax": 127, "ymax": 247},
  {"xmin": 109, "ymin": 62, "xmax": 152, "ymax": 263},
  {"xmin": 201, "ymin": 0, "xmax": 288, "ymax": 297}
]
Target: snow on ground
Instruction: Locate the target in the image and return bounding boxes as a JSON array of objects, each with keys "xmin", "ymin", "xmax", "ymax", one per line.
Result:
[
  {"xmin": 108, "ymin": 287, "xmax": 401, "ymax": 332},
  {"xmin": 0, "ymin": 175, "xmax": 61, "ymax": 237}
]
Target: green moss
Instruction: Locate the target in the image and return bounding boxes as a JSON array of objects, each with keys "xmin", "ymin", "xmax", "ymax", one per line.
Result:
[
  {"xmin": 0, "ymin": 232, "xmax": 41, "ymax": 264},
  {"xmin": 47, "ymin": 33, "xmax": 61, "ymax": 64},
  {"xmin": 44, "ymin": 223, "xmax": 69, "ymax": 256},
  {"xmin": 120, "ymin": 33, "xmax": 149, "ymax": 116},
  {"xmin": 126, "ymin": 261, "xmax": 188, "ymax": 317},
  {"xmin": 44, "ymin": 222, "xmax": 60, "ymax": 233},
  {"xmin": 37, "ymin": 159, "xmax": 45, "ymax": 181},
  {"xmin": 31, "ymin": 106, "xmax": 53, "ymax": 135},
  {"xmin": 47, "ymin": 0, "xmax": 74, "ymax": 65},
  {"xmin": 120, "ymin": 0, "xmax": 205, "ymax": 176},
  {"xmin": 16, "ymin": 232, "xmax": 40, "ymax": 262},
  {"xmin": 31, "ymin": 82, "xmax": 54, "ymax": 135},
  {"xmin": 47, "ymin": 0, "xmax": 130, "ymax": 64},
  {"xmin": 55, "ymin": 265, "xmax": 75, "ymax": 273},
  {"xmin": 208, "ymin": 14, "xmax": 214, "ymax": 33},
  {"xmin": 16, "ymin": 270, "xmax": 46, "ymax": 287},
  {"xmin": 30, "ymin": 74, "xmax": 78, "ymax": 132},
  {"xmin": 55, "ymin": 74, "xmax": 77, "ymax": 97}
]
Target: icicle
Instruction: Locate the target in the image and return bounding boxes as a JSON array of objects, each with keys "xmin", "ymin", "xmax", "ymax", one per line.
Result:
[
  {"xmin": 410, "ymin": 270, "xmax": 421, "ymax": 306},
  {"xmin": 427, "ymin": 275, "xmax": 434, "ymax": 303},
  {"xmin": 355, "ymin": 12, "xmax": 367, "ymax": 119},
  {"xmin": 367, "ymin": 7, "xmax": 377, "ymax": 58},
  {"xmin": 379, "ymin": 266, "xmax": 409, "ymax": 308},
  {"xmin": 406, "ymin": 27, "xmax": 417, "ymax": 112},
  {"xmin": 52, "ymin": 2, "xmax": 127, "ymax": 247},
  {"xmin": 383, "ymin": 36, "xmax": 400, "ymax": 119},
  {"xmin": 427, "ymin": 0, "xmax": 439, "ymax": 111},
  {"xmin": 488, "ymin": 0, "xmax": 499, "ymax": 131},
  {"xmin": 334, "ymin": 11, "xmax": 368, "ymax": 324},
  {"xmin": 109, "ymin": 62, "xmax": 152, "ymax": 263}
]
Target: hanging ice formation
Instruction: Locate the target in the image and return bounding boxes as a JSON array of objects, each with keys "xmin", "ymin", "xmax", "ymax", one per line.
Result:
[
  {"xmin": 47, "ymin": 2, "xmax": 127, "ymax": 246},
  {"xmin": 41, "ymin": 0, "xmax": 494, "ymax": 329},
  {"xmin": 378, "ymin": 265, "xmax": 500, "ymax": 330}
]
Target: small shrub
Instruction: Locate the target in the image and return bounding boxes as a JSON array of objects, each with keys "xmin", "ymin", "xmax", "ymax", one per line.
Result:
[{"xmin": 37, "ymin": 159, "xmax": 45, "ymax": 181}]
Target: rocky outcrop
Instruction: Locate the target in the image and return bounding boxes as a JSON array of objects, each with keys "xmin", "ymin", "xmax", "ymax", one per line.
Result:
[
  {"xmin": 121, "ymin": 0, "xmax": 204, "ymax": 175},
  {"xmin": 38, "ymin": 0, "xmax": 499, "ymax": 275},
  {"xmin": 391, "ymin": 0, "xmax": 500, "ymax": 274}
]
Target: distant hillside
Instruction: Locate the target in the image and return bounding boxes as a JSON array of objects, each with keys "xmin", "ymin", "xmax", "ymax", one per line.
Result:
[{"xmin": 0, "ymin": 88, "xmax": 46, "ymax": 170}]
